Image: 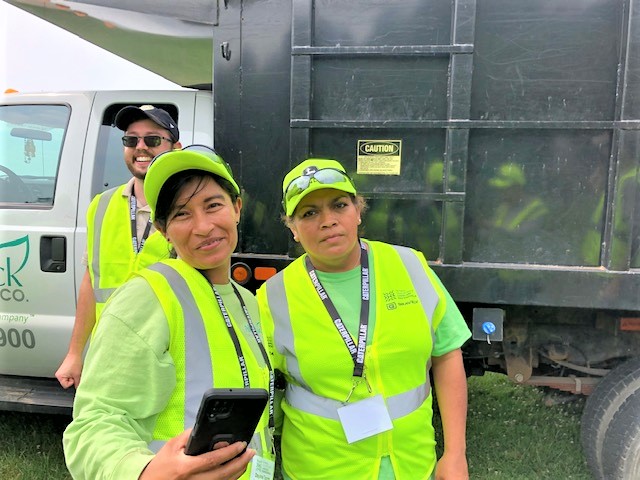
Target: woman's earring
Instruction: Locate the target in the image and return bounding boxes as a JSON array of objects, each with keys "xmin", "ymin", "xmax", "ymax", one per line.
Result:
[{"xmin": 357, "ymin": 218, "xmax": 362, "ymax": 225}]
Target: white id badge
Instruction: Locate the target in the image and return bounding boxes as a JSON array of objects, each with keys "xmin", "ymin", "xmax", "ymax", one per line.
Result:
[
  {"xmin": 250, "ymin": 455, "xmax": 276, "ymax": 480},
  {"xmin": 337, "ymin": 394, "xmax": 393, "ymax": 444}
]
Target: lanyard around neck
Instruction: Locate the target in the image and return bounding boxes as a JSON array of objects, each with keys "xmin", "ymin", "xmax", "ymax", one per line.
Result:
[
  {"xmin": 304, "ymin": 240, "xmax": 370, "ymax": 378},
  {"xmin": 129, "ymin": 193, "xmax": 152, "ymax": 254},
  {"xmin": 210, "ymin": 282, "xmax": 275, "ymax": 428}
]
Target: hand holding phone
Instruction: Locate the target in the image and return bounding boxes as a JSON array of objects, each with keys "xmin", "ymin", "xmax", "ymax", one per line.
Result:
[{"xmin": 184, "ymin": 388, "xmax": 268, "ymax": 456}]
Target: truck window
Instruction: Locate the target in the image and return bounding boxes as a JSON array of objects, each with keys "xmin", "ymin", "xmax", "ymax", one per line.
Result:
[
  {"xmin": 92, "ymin": 121, "xmax": 130, "ymax": 195},
  {"xmin": 0, "ymin": 104, "xmax": 68, "ymax": 206}
]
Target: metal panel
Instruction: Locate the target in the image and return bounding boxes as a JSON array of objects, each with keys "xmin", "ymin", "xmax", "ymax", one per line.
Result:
[
  {"xmin": 311, "ymin": 57, "xmax": 450, "ymax": 121},
  {"xmin": 215, "ymin": 0, "xmax": 640, "ymax": 309},
  {"xmin": 290, "ymin": 0, "xmax": 313, "ymax": 167},
  {"xmin": 464, "ymin": 129, "xmax": 612, "ymax": 266},
  {"xmin": 292, "ymin": 0, "xmax": 465, "ymax": 266},
  {"xmin": 312, "ymin": 0, "xmax": 452, "ymax": 47},
  {"xmin": 470, "ymin": 0, "xmax": 621, "ymax": 122},
  {"xmin": 609, "ymin": 129, "xmax": 640, "ymax": 269},
  {"xmin": 215, "ymin": 0, "xmax": 293, "ymax": 255},
  {"xmin": 622, "ymin": 0, "xmax": 640, "ymax": 118}
]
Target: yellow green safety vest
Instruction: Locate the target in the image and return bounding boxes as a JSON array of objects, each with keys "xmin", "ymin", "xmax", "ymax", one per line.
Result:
[
  {"xmin": 259, "ymin": 240, "xmax": 446, "ymax": 480},
  {"xmin": 137, "ymin": 259, "xmax": 274, "ymax": 476},
  {"xmin": 86, "ymin": 184, "xmax": 170, "ymax": 320}
]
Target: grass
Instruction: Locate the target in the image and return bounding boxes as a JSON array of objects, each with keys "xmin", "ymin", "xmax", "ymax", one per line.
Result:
[
  {"xmin": 442, "ymin": 372, "xmax": 592, "ymax": 479},
  {"xmin": 0, "ymin": 409, "xmax": 71, "ymax": 480},
  {"xmin": 0, "ymin": 372, "xmax": 592, "ymax": 479}
]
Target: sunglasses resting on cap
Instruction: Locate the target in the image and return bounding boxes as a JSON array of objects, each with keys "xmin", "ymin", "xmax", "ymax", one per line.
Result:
[{"xmin": 282, "ymin": 159, "xmax": 357, "ymax": 216}]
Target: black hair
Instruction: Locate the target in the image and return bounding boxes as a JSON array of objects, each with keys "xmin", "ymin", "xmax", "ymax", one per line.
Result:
[{"xmin": 154, "ymin": 169, "xmax": 240, "ymax": 232}]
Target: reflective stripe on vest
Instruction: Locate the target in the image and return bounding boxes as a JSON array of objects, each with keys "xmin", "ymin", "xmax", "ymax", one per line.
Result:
[
  {"xmin": 91, "ymin": 187, "xmax": 118, "ymax": 304},
  {"xmin": 286, "ymin": 381, "xmax": 429, "ymax": 421},
  {"xmin": 146, "ymin": 263, "xmax": 268, "ymax": 456},
  {"xmin": 266, "ymin": 242, "xmax": 439, "ymax": 419},
  {"xmin": 265, "ymin": 272, "xmax": 311, "ymax": 391},
  {"xmin": 147, "ymin": 262, "xmax": 212, "ymax": 453},
  {"xmin": 393, "ymin": 244, "xmax": 438, "ymax": 336},
  {"xmin": 394, "ymin": 244, "xmax": 438, "ymax": 372}
]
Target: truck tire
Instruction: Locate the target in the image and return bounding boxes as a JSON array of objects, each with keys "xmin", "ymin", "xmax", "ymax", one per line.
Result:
[
  {"xmin": 601, "ymin": 390, "xmax": 640, "ymax": 480},
  {"xmin": 580, "ymin": 357, "xmax": 640, "ymax": 479}
]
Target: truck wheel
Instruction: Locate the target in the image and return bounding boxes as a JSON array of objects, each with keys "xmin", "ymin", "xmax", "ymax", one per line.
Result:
[
  {"xmin": 580, "ymin": 357, "xmax": 640, "ymax": 479},
  {"xmin": 601, "ymin": 390, "xmax": 640, "ymax": 479}
]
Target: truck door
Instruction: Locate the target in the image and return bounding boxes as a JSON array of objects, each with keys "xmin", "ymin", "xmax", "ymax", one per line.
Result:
[
  {"xmin": 0, "ymin": 89, "xmax": 211, "ymax": 413},
  {"xmin": 0, "ymin": 93, "xmax": 93, "ymax": 385}
]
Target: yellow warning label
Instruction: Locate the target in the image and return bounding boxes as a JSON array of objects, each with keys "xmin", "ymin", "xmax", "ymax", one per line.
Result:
[{"xmin": 356, "ymin": 140, "xmax": 402, "ymax": 175}]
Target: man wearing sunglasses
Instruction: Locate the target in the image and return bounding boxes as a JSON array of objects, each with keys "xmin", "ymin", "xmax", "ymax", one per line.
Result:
[{"xmin": 55, "ymin": 105, "xmax": 182, "ymax": 389}]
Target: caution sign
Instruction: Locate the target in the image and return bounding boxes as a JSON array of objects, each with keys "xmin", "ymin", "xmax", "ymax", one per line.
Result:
[{"xmin": 357, "ymin": 140, "xmax": 402, "ymax": 175}]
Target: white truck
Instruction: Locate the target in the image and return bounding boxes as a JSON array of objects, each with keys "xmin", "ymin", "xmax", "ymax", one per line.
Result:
[{"xmin": 0, "ymin": 89, "xmax": 214, "ymax": 413}]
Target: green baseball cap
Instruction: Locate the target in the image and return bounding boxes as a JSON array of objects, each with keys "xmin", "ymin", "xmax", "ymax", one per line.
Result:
[
  {"xmin": 282, "ymin": 158, "xmax": 356, "ymax": 216},
  {"xmin": 144, "ymin": 145, "xmax": 240, "ymax": 219}
]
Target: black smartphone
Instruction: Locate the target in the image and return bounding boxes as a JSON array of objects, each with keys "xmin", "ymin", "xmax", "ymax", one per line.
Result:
[{"xmin": 184, "ymin": 388, "xmax": 269, "ymax": 456}]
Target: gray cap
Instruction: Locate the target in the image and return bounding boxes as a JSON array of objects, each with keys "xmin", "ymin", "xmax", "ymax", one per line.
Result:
[{"xmin": 115, "ymin": 105, "xmax": 179, "ymax": 142}]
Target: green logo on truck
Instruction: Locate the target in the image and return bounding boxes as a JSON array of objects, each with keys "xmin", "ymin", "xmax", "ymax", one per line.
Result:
[{"xmin": 0, "ymin": 236, "xmax": 29, "ymax": 302}]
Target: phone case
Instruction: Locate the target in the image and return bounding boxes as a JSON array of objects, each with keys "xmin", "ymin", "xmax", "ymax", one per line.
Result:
[{"xmin": 184, "ymin": 387, "xmax": 269, "ymax": 456}]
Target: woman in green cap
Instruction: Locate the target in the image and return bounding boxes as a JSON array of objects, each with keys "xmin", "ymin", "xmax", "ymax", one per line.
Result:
[
  {"xmin": 63, "ymin": 145, "xmax": 274, "ymax": 480},
  {"xmin": 257, "ymin": 158, "xmax": 471, "ymax": 480}
]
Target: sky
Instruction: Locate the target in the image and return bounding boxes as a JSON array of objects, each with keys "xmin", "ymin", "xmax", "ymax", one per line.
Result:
[{"xmin": 0, "ymin": 1, "xmax": 183, "ymax": 93}]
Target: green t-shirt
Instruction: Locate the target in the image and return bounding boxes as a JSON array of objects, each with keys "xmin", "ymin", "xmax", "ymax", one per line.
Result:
[{"xmin": 291, "ymin": 256, "xmax": 468, "ymax": 480}]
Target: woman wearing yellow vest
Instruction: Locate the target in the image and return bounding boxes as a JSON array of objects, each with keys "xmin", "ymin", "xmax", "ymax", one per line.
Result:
[
  {"xmin": 257, "ymin": 159, "xmax": 472, "ymax": 480},
  {"xmin": 63, "ymin": 145, "xmax": 275, "ymax": 480}
]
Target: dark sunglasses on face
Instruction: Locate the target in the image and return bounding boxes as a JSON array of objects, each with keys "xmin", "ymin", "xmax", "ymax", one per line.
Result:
[
  {"xmin": 283, "ymin": 168, "xmax": 354, "ymax": 205},
  {"xmin": 121, "ymin": 135, "xmax": 173, "ymax": 148}
]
